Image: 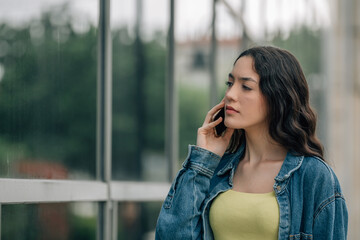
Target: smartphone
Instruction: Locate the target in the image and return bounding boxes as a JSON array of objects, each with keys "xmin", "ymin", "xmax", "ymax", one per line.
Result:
[{"xmin": 214, "ymin": 107, "xmax": 227, "ymax": 136}]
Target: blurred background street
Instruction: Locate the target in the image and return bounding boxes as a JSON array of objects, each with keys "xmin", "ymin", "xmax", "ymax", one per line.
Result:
[{"xmin": 0, "ymin": 0, "xmax": 358, "ymax": 239}]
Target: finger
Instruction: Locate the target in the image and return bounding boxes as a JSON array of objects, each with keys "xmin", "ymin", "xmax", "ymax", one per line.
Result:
[
  {"xmin": 201, "ymin": 117, "xmax": 222, "ymax": 130},
  {"xmin": 203, "ymin": 101, "xmax": 225, "ymax": 124}
]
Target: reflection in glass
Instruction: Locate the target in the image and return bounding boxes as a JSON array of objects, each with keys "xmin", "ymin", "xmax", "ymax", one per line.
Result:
[
  {"xmin": 0, "ymin": 1, "xmax": 98, "ymax": 179},
  {"xmin": 111, "ymin": 0, "xmax": 167, "ymax": 181},
  {"xmin": 2, "ymin": 202, "xmax": 97, "ymax": 240},
  {"xmin": 175, "ymin": 0, "xmax": 213, "ymax": 161},
  {"xmin": 117, "ymin": 201, "xmax": 162, "ymax": 240}
]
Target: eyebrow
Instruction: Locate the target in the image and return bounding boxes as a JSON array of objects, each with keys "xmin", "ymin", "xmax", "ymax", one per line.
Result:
[{"xmin": 228, "ymin": 73, "xmax": 258, "ymax": 83}]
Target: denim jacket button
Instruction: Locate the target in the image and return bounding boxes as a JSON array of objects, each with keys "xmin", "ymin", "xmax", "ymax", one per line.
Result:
[{"xmin": 276, "ymin": 185, "xmax": 281, "ymax": 191}]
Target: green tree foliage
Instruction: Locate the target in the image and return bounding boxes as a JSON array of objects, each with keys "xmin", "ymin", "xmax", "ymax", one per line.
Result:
[
  {"xmin": 178, "ymin": 85, "xmax": 208, "ymax": 159},
  {"xmin": 0, "ymin": 6, "xmax": 172, "ymax": 181},
  {"xmin": 0, "ymin": 5, "xmax": 169, "ymax": 239},
  {"xmin": 272, "ymin": 26, "xmax": 322, "ymax": 76},
  {"xmin": 2, "ymin": 204, "xmax": 97, "ymax": 240},
  {"xmin": 0, "ymin": 6, "xmax": 98, "ymax": 177},
  {"xmin": 112, "ymin": 28, "xmax": 167, "ymax": 180}
]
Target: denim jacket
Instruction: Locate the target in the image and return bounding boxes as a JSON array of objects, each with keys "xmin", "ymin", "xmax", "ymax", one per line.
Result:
[{"xmin": 155, "ymin": 145, "xmax": 348, "ymax": 240}]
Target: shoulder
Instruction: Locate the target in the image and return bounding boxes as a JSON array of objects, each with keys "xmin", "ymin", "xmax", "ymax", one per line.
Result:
[
  {"xmin": 300, "ymin": 156, "xmax": 333, "ymax": 179},
  {"xmin": 291, "ymin": 156, "xmax": 347, "ymax": 219},
  {"xmin": 296, "ymin": 156, "xmax": 344, "ymax": 198}
]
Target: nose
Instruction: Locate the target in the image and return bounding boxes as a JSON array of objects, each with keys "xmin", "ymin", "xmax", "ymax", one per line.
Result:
[{"xmin": 225, "ymin": 84, "xmax": 237, "ymax": 102}]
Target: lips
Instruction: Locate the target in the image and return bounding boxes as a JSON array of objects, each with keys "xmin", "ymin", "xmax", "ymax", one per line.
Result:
[{"xmin": 226, "ymin": 105, "xmax": 239, "ymax": 113}]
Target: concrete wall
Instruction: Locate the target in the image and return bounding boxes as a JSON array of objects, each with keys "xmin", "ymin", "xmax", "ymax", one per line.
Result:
[{"xmin": 325, "ymin": 0, "xmax": 360, "ymax": 239}]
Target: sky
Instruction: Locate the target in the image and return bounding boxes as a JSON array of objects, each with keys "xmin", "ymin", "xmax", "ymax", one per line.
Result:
[{"xmin": 0, "ymin": 0, "xmax": 331, "ymax": 41}]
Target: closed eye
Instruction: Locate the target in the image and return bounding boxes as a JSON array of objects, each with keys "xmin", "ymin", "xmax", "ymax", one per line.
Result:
[
  {"xmin": 225, "ymin": 81, "xmax": 233, "ymax": 87},
  {"xmin": 242, "ymin": 85, "xmax": 252, "ymax": 91}
]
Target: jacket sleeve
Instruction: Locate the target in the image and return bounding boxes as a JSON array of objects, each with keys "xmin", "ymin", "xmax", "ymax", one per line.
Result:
[
  {"xmin": 155, "ymin": 145, "xmax": 221, "ymax": 240},
  {"xmin": 312, "ymin": 167, "xmax": 348, "ymax": 240},
  {"xmin": 312, "ymin": 194, "xmax": 348, "ymax": 240}
]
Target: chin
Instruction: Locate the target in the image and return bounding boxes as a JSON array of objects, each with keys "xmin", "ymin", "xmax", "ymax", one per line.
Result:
[{"xmin": 224, "ymin": 119, "xmax": 242, "ymax": 129}]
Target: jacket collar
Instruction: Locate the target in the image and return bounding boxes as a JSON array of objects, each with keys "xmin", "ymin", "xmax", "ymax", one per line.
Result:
[
  {"xmin": 275, "ymin": 151, "xmax": 304, "ymax": 182},
  {"xmin": 217, "ymin": 144, "xmax": 304, "ymax": 182},
  {"xmin": 216, "ymin": 144, "xmax": 245, "ymax": 176}
]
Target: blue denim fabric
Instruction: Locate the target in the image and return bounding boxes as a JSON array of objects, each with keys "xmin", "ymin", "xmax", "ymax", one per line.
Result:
[{"xmin": 155, "ymin": 145, "xmax": 348, "ymax": 240}]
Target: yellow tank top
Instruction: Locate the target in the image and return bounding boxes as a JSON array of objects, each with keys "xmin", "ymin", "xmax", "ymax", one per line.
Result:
[{"xmin": 209, "ymin": 190, "xmax": 279, "ymax": 240}]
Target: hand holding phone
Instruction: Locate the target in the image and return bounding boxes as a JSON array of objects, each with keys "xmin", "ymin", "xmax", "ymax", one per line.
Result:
[
  {"xmin": 214, "ymin": 107, "xmax": 227, "ymax": 137},
  {"xmin": 196, "ymin": 101, "xmax": 233, "ymax": 157}
]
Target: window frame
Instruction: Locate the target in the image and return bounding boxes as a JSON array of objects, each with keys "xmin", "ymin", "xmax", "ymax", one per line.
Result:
[{"xmin": 0, "ymin": 0, "xmax": 173, "ymax": 239}]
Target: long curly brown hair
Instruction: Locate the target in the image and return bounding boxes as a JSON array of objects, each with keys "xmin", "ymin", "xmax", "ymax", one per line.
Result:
[{"xmin": 227, "ymin": 46, "xmax": 324, "ymax": 160}]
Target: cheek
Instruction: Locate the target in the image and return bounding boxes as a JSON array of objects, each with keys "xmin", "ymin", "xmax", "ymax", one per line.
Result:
[
  {"xmin": 256, "ymin": 98, "xmax": 268, "ymax": 119},
  {"xmin": 242, "ymin": 94, "xmax": 267, "ymax": 118},
  {"xmin": 241, "ymin": 96, "xmax": 259, "ymax": 112}
]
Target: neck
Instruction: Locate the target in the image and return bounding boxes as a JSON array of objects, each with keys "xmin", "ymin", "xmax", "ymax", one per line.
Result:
[{"xmin": 243, "ymin": 125, "xmax": 287, "ymax": 164}]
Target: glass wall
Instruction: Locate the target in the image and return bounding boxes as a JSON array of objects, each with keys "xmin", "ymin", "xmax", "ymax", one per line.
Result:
[
  {"xmin": 0, "ymin": 0, "xmax": 169, "ymax": 239},
  {"xmin": 0, "ymin": 0, "xmax": 98, "ymax": 180},
  {"xmin": 2, "ymin": 202, "xmax": 97, "ymax": 240},
  {"xmin": 111, "ymin": 0, "xmax": 168, "ymax": 182},
  {"xmin": 175, "ymin": 0, "xmax": 213, "ymax": 160},
  {"xmin": 117, "ymin": 202, "xmax": 162, "ymax": 239}
]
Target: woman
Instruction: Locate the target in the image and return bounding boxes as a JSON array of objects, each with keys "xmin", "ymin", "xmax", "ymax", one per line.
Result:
[{"xmin": 155, "ymin": 46, "xmax": 348, "ymax": 240}]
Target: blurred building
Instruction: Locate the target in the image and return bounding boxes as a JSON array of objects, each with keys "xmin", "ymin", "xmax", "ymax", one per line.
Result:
[
  {"xmin": 325, "ymin": 0, "xmax": 360, "ymax": 238},
  {"xmin": 176, "ymin": 37, "xmax": 241, "ymax": 88}
]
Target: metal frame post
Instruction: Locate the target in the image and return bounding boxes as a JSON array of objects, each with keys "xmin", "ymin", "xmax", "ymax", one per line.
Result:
[
  {"xmin": 134, "ymin": 0, "xmax": 145, "ymax": 179},
  {"xmin": 210, "ymin": 0, "xmax": 218, "ymax": 107},
  {"xmin": 97, "ymin": 0, "xmax": 113, "ymax": 239},
  {"xmin": 165, "ymin": 0, "xmax": 178, "ymax": 182},
  {"xmin": 0, "ymin": 204, "xmax": 1, "ymax": 240}
]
